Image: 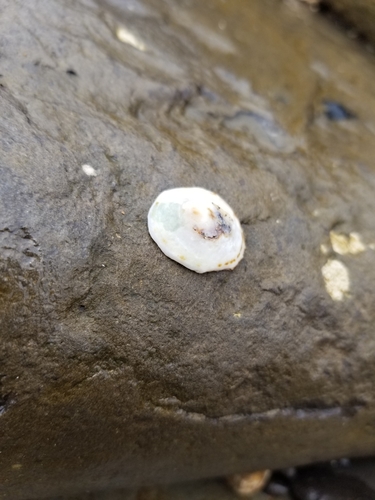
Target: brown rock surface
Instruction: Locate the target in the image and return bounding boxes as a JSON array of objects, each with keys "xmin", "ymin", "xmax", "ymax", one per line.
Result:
[{"xmin": 0, "ymin": 0, "xmax": 375, "ymax": 499}]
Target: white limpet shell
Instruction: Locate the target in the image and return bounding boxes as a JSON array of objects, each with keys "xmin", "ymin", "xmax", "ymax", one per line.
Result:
[{"xmin": 147, "ymin": 187, "xmax": 245, "ymax": 273}]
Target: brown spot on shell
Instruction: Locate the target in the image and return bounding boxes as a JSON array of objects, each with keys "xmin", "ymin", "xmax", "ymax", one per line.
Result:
[{"xmin": 193, "ymin": 204, "xmax": 232, "ymax": 240}]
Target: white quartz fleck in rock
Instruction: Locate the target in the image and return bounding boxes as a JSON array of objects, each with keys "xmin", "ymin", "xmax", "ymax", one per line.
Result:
[
  {"xmin": 82, "ymin": 164, "xmax": 98, "ymax": 177},
  {"xmin": 322, "ymin": 259, "xmax": 350, "ymax": 301},
  {"xmin": 116, "ymin": 26, "xmax": 146, "ymax": 51},
  {"xmin": 330, "ymin": 231, "xmax": 366, "ymax": 255},
  {"xmin": 147, "ymin": 187, "xmax": 245, "ymax": 273}
]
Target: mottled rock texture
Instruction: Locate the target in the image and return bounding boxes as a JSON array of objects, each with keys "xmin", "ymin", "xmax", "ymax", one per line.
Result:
[{"xmin": 1, "ymin": 0, "xmax": 375, "ymax": 499}]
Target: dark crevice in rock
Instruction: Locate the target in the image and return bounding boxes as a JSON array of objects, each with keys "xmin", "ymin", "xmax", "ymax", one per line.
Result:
[
  {"xmin": 154, "ymin": 401, "xmax": 366, "ymax": 423},
  {"xmin": 0, "ymin": 393, "xmax": 13, "ymax": 416},
  {"xmin": 0, "ymin": 85, "xmax": 34, "ymax": 126},
  {"xmin": 318, "ymin": 2, "xmax": 373, "ymax": 50}
]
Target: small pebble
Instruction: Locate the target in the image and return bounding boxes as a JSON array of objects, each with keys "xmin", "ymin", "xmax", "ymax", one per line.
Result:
[
  {"xmin": 227, "ymin": 470, "xmax": 271, "ymax": 497},
  {"xmin": 323, "ymin": 100, "xmax": 356, "ymax": 121}
]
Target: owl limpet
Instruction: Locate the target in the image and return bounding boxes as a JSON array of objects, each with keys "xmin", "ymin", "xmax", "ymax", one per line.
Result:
[{"xmin": 147, "ymin": 187, "xmax": 245, "ymax": 273}]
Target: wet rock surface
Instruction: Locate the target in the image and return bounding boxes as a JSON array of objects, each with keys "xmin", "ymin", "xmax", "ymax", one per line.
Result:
[{"xmin": 1, "ymin": 0, "xmax": 375, "ymax": 499}]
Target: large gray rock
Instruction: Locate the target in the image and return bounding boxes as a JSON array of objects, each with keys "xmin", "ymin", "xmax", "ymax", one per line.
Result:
[{"xmin": 0, "ymin": 0, "xmax": 375, "ymax": 498}]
